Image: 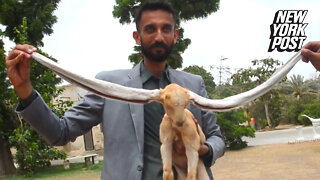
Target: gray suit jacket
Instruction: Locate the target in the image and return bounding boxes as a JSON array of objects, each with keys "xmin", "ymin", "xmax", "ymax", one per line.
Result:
[{"xmin": 16, "ymin": 62, "xmax": 225, "ymax": 180}]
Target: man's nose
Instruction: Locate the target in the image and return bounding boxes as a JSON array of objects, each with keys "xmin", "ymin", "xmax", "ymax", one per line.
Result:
[{"xmin": 154, "ymin": 29, "xmax": 165, "ymax": 42}]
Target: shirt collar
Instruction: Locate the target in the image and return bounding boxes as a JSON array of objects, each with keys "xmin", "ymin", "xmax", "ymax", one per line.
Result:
[{"xmin": 140, "ymin": 60, "xmax": 171, "ymax": 84}]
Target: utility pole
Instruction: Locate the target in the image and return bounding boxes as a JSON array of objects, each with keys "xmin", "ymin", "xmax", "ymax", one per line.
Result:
[
  {"xmin": 218, "ymin": 56, "xmax": 228, "ymax": 86},
  {"xmin": 210, "ymin": 56, "xmax": 229, "ymax": 86},
  {"xmin": 210, "ymin": 56, "xmax": 230, "ymax": 98}
]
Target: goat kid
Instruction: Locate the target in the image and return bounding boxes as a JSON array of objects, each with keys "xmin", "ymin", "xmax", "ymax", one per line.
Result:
[{"xmin": 158, "ymin": 83, "xmax": 209, "ymax": 180}]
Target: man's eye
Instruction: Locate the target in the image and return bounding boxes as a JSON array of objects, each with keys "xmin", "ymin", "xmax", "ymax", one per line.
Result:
[
  {"xmin": 163, "ymin": 25, "xmax": 172, "ymax": 33},
  {"xmin": 145, "ymin": 26, "xmax": 155, "ymax": 33}
]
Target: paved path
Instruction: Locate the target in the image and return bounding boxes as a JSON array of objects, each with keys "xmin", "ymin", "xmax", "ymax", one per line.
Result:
[
  {"xmin": 51, "ymin": 155, "xmax": 104, "ymax": 166},
  {"xmin": 52, "ymin": 126, "xmax": 320, "ymax": 165},
  {"xmin": 243, "ymin": 126, "xmax": 320, "ymax": 146}
]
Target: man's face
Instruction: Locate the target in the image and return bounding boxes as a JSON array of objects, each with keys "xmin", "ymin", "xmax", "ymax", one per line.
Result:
[{"xmin": 133, "ymin": 10, "xmax": 179, "ymax": 62}]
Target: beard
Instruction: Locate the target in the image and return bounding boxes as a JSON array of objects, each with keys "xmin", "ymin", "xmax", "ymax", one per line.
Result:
[{"xmin": 140, "ymin": 39, "xmax": 174, "ymax": 62}]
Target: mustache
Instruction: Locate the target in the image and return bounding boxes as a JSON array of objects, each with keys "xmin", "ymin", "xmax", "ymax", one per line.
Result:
[{"xmin": 150, "ymin": 42, "xmax": 169, "ymax": 49}]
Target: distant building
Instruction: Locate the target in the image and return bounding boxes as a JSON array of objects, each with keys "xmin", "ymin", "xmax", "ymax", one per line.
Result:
[{"xmin": 55, "ymin": 84, "xmax": 104, "ymax": 156}]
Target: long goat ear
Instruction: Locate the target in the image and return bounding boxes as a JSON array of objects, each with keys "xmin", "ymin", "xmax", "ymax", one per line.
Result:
[
  {"xmin": 31, "ymin": 51, "xmax": 302, "ymax": 112},
  {"xmin": 184, "ymin": 89, "xmax": 191, "ymax": 105},
  {"xmin": 157, "ymin": 88, "xmax": 165, "ymax": 104},
  {"xmin": 189, "ymin": 51, "xmax": 302, "ymax": 112},
  {"xmin": 31, "ymin": 52, "xmax": 160, "ymax": 104}
]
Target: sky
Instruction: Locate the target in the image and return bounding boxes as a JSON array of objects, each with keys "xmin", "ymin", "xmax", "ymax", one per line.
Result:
[{"xmin": 3, "ymin": 0, "xmax": 320, "ymax": 84}]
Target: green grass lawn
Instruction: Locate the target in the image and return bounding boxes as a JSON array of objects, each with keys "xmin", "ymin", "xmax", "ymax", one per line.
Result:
[{"xmin": 2, "ymin": 162, "xmax": 102, "ymax": 180}]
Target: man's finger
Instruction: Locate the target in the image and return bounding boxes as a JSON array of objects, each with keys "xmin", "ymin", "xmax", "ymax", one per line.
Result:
[
  {"xmin": 6, "ymin": 49, "xmax": 23, "ymax": 60},
  {"xmin": 301, "ymin": 49, "xmax": 320, "ymax": 71},
  {"xmin": 6, "ymin": 52, "xmax": 24, "ymax": 67},
  {"xmin": 6, "ymin": 52, "xmax": 31, "ymax": 68},
  {"xmin": 302, "ymin": 41, "xmax": 320, "ymax": 52},
  {"xmin": 301, "ymin": 49, "xmax": 310, "ymax": 62},
  {"xmin": 198, "ymin": 144, "xmax": 209, "ymax": 156},
  {"xmin": 301, "ymin": 49, "xmax": 320, "ymax": 62},
  {"xmin": 15, "ymin": 44, "xmax": 37, "ymax": 53},
  {"xmin": 20, "ymin": 53, "xmax": 31, "ymax": 69},
  {"xmin": 6, "ymin": 44, "xmax": 36, "ymax": 60}
]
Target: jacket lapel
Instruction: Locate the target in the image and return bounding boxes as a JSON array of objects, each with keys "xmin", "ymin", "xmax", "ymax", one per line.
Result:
[
  {"xmin": 169, "ymin": 69, "xmax": 184, "ymax": 86},
  {"xmin": 125, "ymin": 62, "xmax": 144, "ymax": 155}
]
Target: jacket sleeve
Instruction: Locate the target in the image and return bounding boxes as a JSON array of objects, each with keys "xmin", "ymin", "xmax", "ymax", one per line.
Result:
[
  {"xmin": 198, "ymin": 79, "xmax": 226, "ymax": 166},
  {"xmin": 16, "ymin": 91, "xmax": 104, "ymax": 146}
]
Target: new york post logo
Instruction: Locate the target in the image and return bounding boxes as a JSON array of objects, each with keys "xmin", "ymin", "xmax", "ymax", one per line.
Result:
[{"xmin": 268, "ymin": 10, "xmax": 308, "ymax": 52}]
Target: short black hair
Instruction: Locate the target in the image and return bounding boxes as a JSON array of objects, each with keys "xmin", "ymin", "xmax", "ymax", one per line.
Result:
[{"xmin": 135, "ymin": 1, "xmax": 176, "ymax": 32}]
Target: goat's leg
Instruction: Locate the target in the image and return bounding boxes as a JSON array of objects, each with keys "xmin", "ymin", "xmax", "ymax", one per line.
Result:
[
  {"xmin": 196, "ymin": 125, "xmax": 209, "ymax": 180},
  {"xmin": 160, "ymin": 116, "xmax": 174, "ymax": 180},
  {"xmin": 184, "ymin": 141, "xmax": 199, "ymax": 180},
  {"xmin": 181, "ymin": 112, "xmax": 201, "ymax": 180},
  {"xmin": 197, "ymin": 160, "xmax": 209, "ymax": 180}
]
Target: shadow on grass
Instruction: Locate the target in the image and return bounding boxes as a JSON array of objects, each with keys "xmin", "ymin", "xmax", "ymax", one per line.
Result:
[{"xmin": 3, "ymin": 162, "xmax": 103, "ymax": 180}]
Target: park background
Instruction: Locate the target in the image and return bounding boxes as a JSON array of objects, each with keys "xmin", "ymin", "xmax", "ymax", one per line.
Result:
[{"xmin": 1, "ymin": 0, "xmax": 320, "ymax": 179}]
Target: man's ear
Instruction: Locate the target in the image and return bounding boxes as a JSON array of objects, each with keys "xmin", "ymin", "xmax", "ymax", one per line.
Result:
[
  {"xmin": 173, "ymin": 29, "xmax": 179, "ymax": 44},
  {"xmin": 133, "ymin": 31, "xmax": 141, "ymax": 45}
]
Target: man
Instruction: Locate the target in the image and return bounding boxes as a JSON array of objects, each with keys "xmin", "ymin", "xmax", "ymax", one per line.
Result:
[{"xmin": 5, "ymin": 1, "xmax": 225, "ymax": 179}]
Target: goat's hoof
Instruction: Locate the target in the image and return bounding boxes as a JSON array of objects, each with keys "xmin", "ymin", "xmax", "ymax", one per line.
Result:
[
  {"xmin": 163, "ymin": 167, "xmax": 174, "ymax": 180},
  {"xmin": 186, "ymin": 173, "xmax": 196, "ymax": 180}
]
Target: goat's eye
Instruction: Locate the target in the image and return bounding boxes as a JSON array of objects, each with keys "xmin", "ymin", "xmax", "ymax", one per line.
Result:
[{"xmin": 165, "ymin": 95, "xmax": 171, "ymax": 100}]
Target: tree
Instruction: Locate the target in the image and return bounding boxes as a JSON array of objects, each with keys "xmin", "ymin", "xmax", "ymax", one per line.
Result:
[
  {"xmin": 280, "ymin": 74, "xmax": 316, "ymax": 100},
  {"xmin": 276, "ymin": 74, "xmax": 320, "ymax": 125},
  {"xmin": 0, "ymin": 0, "xmax": 60, "ymax": 47},
  {"xmin": 113, "ymin": 0, "xmax": 220, "ymax": 68},
  {"xmin": 308, "ymin": 75, "xmax": 320, "ymax": 96},
  {"xmin": 0, "ymin": 31, "xmax": 17, "ymax": 176},
  {"xmin": 216, "ymin": 109, "xmax": 255, "ymax": 150},
  {"xmin": 0, "ymin": 0, "xmax": 70, "ymax": 176},
  {"xmin": 299, "ymin": 100, "xmax": 320, "ymax": 125},
  {"xmin": 183, "ymin": 65, "xmax": 255, "ymax": 149},
  {"xmin": 183, "ymin": 65, "xmax": 216, "ymax": 98},
  {"xmin": 231, "ymin": 58, "xmax": 282, "ymax": 128},
  {"xmin": 277, "ymin": 76, "xmax": 319, "ymax": 125}
]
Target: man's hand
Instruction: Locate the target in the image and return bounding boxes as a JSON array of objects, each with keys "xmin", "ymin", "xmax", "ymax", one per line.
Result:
[
  {"xmin": 5, "ymin": 44, "xmax": 37, "ymax": 99},
  {"xmin": 198, "ymin": 144, "xmax": 209, "ymax": 156},
  {"xmin": 301, "ymin": 41, "xmax": 320, "ymax": 71}
]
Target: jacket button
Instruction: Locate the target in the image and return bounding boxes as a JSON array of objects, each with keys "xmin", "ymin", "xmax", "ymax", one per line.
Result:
[{"xmin": 137, "ymin": 165, "xmax": 143, "ymax": 171}]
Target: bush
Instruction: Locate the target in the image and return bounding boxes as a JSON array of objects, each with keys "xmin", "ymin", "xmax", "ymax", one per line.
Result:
[
  {"xmin": 288, "ymin": 99, "xmax": 305, "ymax": 124},
  {"xmin": 216, "ymin": 109, "xmax": 255, "ymax": 150},
  {"xmin": 9, "ymin": 125, "xmax": 66, "ymax": 176},
  {"xmin": 299, "ymin": 100, "xmax": 320, "ymax": 125}
]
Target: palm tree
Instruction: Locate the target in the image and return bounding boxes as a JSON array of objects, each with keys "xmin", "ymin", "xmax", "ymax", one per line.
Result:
[{"xmin": 281, "ymin": 74, "xmax": 316, "ymax": 100}]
